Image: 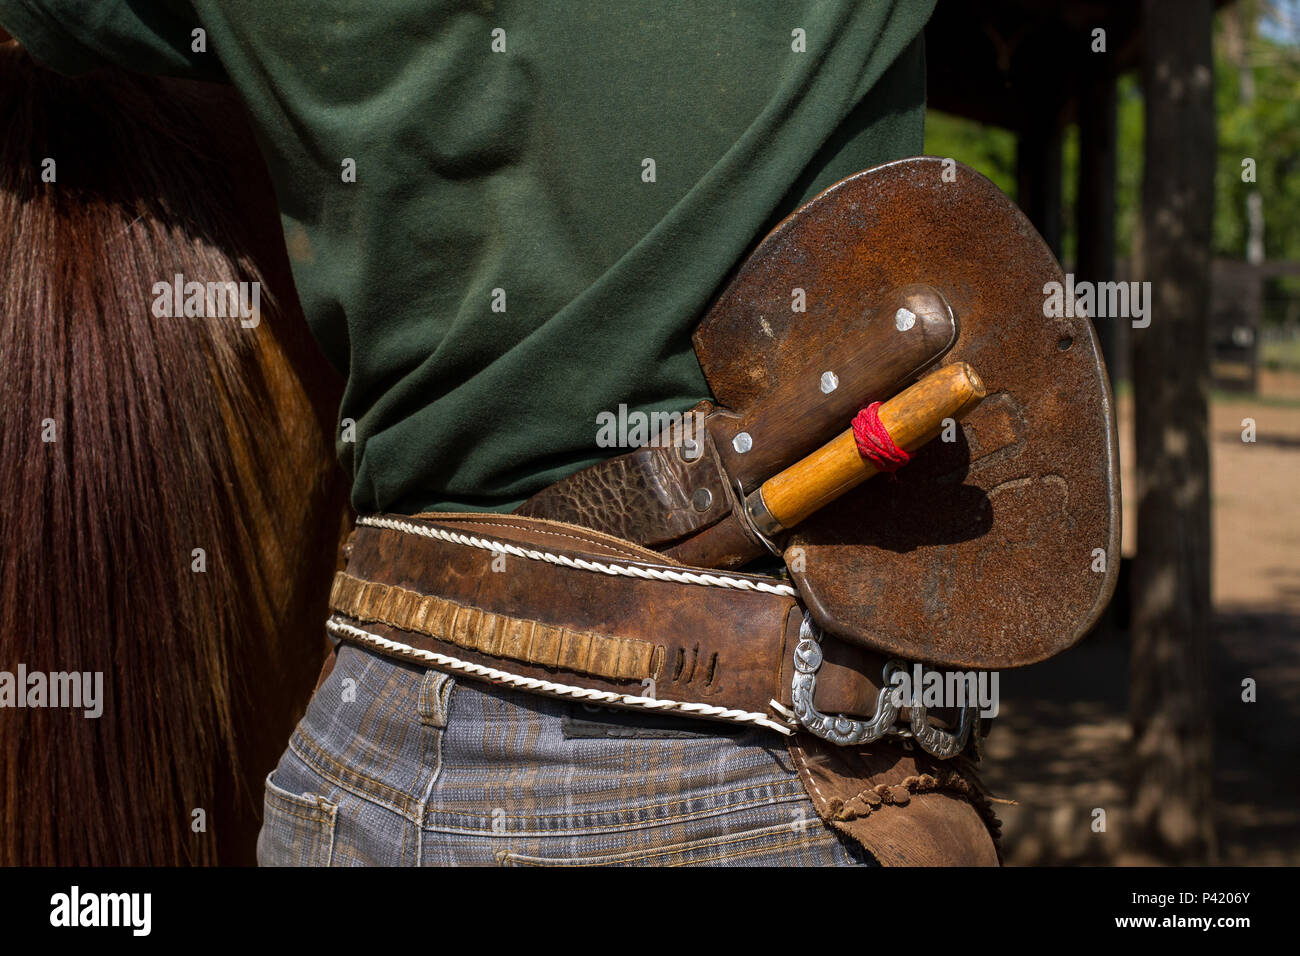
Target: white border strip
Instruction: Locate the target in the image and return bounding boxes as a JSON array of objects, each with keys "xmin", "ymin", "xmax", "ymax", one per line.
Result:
[
  {"xmin": 357, "ymin": 515, "xmax": 800, "ymax": 598},
  {"xmin": 327, "ymin": 616, "xmax": 795, "ymax": 736}
]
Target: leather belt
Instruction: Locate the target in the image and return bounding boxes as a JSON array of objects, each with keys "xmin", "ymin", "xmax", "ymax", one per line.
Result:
[{"xmin": 326, "ymin": 512, "xmax": 975, "ymax": 755}]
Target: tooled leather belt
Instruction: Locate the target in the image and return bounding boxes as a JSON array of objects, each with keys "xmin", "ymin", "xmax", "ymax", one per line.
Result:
[{"xmin": 325, "ymin": 511, "xmax": 979, "ymax": 758}]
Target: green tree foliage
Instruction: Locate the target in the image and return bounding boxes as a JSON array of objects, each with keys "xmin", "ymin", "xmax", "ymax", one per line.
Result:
[
  {"xmin": 923, "ymin": 111, "xmax": 1016, "ymax": 197},
  {"xmin": 925, "ymin": 2, "xmax": 1299, "ymax": 290},
  {"xmin": 1215, "ymin": 8, "xmax": 1300, "ymax": 261}
]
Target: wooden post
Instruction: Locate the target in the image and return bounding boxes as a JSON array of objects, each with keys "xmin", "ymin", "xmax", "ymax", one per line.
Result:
[
  {"xmin": 1077, "ymin": 69, "xmax": 1122, "ymax": 384},
  {"xmin": 1129, "ymin": 0, "xmax": 1217, "ymax": 863},
  {"xmin": 1016, "ymin": 89, "xmax": 1065, "ymax": 258}
]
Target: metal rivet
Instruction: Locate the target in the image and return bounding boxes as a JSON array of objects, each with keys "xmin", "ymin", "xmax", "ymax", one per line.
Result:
[
  {"xmin": 732, "ymin": 432, "xmax": 753, "ymax": 454},
  {"xmin": 677, "ymin": 438, "xmax": 700, "ymax": 462},
  {"xmin": 895, "ymin": 307, "xmax": 917, "ymax": 331},
  {"xmin": 820, "ymin": 371, "xmax": 839, "ymax": 394},
  {"xmin": 692, "ymin": 488, "xmax": 713, "ymax": 512}
]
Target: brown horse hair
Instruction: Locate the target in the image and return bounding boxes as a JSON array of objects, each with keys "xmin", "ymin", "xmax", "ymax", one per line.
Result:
[{"xmin": 0, "ymin": 46, "xmax": 347, "ymax": 864}]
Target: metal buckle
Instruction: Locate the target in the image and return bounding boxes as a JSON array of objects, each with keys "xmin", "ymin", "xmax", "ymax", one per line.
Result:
[
  {"xmin": 789, "ymin": 611, "xmax": 976, "ymax": 759},
  {"xmin": 908, "ymin": 698, "xmax": 976, "ymax": 759}
]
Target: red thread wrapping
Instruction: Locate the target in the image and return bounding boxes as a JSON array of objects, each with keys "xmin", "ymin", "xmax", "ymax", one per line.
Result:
[{"xmin": 852, "ymin": 402, "xmax": 909, "ymax": 472}]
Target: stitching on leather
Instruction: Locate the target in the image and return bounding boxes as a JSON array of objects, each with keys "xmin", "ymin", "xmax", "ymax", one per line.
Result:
[
  {"xmin": 441, "ymin": 519, "xmax": 652, "ymax": 561},
  {"xmin": 789, "ymin": 740, "xmax": 828, "ymax": 809},
  {"xmin": 359, "ymin": 515, "xmax": 799, "ymax": 598},
  {"xmin": 412, "ymin": 514, "xmax": 657, "ymax": 562}
]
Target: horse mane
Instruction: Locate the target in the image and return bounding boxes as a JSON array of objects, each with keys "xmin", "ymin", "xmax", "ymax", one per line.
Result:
[{"xmin": 0, "ymin": 46, "xmax": 347, "ymax": 864}]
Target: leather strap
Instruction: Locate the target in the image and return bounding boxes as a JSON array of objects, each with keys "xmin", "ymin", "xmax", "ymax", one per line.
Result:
[
  {"xmin": 514, "ymin": 401, "xmax": 733, "ymax": 546},
  {"xmin": 326, "ymin": 511, "xmax": 921, "ymax": 736},
  {"xmin": 330, "ymin": 572, "xmax": 657, "ymax": 681}
]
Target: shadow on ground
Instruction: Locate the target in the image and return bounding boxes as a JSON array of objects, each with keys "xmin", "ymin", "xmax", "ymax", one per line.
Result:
[{"xmin": 981, "ymin": 611, "xmax": 1300, "ymax": 865}]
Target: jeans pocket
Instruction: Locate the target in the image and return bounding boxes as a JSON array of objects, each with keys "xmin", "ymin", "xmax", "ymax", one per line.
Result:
[{"xmin": 256, "ymin": 769, "xmax": 339, "ymax": 867}]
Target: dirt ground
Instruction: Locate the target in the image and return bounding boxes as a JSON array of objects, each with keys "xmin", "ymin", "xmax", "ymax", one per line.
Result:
[{"xmin": 981, "ymin": 371, "xmax": 1300, "ymax": 866}]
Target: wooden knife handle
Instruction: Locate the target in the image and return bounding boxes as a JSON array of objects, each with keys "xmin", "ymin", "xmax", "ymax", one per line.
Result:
[
  {"xmin": 708, "ymin": 284, "xmax": 958, "ymax": 493},
  {"xmin": 751, "ymin": 362, "xmax": 987, "ymax": 532}
]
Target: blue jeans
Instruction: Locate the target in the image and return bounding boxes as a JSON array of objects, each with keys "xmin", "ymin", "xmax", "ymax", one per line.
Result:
[{"xmin": 257, "ymin": 642, "xmax": 875, "ymax": 866}]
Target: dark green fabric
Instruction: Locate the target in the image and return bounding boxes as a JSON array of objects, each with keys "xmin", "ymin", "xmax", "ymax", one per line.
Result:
[{"xmin": 1, "ymin": 1, "xmax": 935, "ymax": 513}]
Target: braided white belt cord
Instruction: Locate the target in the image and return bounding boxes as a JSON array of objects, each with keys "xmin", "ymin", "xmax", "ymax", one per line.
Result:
[
  {"xmin": 326, "ymin": 617, "xmax": 796, "ymax": 736},
  {"xmin": 357, "ymin": 515, "xmax": 799, "ymax": 598}
]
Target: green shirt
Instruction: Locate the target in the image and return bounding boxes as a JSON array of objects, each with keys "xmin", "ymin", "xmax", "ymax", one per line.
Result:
[{"xmin": 1, "ymin": 0, "xmax": 934, "ymax": 513}]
